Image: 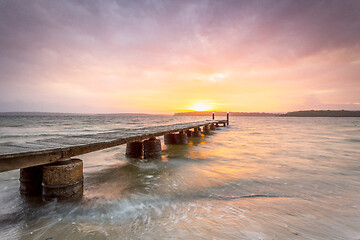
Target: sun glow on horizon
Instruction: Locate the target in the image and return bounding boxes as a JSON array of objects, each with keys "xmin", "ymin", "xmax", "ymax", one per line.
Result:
[{"xmin": 189, "ymin": 103, "xmax": 213, "ymax": 112}]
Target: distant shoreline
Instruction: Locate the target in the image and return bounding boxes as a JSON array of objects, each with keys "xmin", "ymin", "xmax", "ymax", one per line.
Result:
[{"xmin": 174, "ymin": 110, "xmax": 360, "ymax": 117}]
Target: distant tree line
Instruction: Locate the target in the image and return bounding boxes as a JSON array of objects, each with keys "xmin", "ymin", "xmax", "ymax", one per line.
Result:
[
  {"xmin": 174, "ymin": 110, "xmax": 360, "ymax": 117},
  {"xmin": 282, "ymin": 110, "xmax": 360, "ymax": 117}
]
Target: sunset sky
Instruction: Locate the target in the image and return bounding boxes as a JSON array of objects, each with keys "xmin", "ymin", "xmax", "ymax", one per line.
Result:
[{"xmin": 0, "ymin": 0, "xmax": 359, "ymax": 114}]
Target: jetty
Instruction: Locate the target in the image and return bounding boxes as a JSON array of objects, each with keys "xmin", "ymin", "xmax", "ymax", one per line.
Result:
[{"xmin": 0, "ymin": 115, "xmax": 229, "ymax": 200}]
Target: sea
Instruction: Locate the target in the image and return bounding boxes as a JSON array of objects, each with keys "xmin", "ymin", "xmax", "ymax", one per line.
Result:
[{"xmin": 0, "ymin": 114, "xmax": 359, "ymax": 240}]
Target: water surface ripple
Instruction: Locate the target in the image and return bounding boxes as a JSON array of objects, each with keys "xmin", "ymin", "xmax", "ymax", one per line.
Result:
[{"xmin": 0, "ymin": 115, "xmax": 359, "ymax": 239}]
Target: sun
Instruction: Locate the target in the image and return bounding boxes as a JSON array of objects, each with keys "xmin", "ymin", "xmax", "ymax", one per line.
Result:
[{"xmin": 189, "ymin": 103, "xmax": 213, "ymax": 112}]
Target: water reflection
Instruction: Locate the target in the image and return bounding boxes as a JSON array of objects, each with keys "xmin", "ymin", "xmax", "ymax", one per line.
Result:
[{"xmin": 85, "ymin": 162, "xmax": 166, "ymax": 199}]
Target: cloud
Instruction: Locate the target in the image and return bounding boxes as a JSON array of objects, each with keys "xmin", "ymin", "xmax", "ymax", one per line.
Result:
[{"xmin": 0, "ymin": 0, "xmax": 359, "ymax": 112}]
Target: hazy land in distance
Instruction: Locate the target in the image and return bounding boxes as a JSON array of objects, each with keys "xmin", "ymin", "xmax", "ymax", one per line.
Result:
[{"xmin": 174, "ymin": 110, "xmax": 360, "ymax": 117}]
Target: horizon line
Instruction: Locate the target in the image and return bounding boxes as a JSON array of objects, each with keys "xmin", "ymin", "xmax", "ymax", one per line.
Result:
[{"xmin": 1, "ymin": 109, "xmax": 360, "ymax": 115}]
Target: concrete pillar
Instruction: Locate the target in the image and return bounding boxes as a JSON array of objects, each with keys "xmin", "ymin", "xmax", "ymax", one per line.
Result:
[
  {"xmin": 20, "ymin": 165, "xmax": 43, "ymax": 196},
  {"xmin": 175, "ymin": 131, "xmax": 188, "ymax": 145},
  {"xmin": 210, "ymin": 123, "xmax": 216, "ymax": 130},
  {"xmin": 203, "ymin": 125, "xmax": 211, "ymax": 135},
  {"xmin": 185, "ymin": 130, "xmax": 192, "ymax": 137},
  {"xmin": 42, "ymin": 159, "xmax": 83, "ymax": 200},
  {"xmin": 191, "ymin": 127, "xmax": 201, "ymax": 137},
  {"xmin": 126, "ymin": 141, "xmax": 143, "ymax": 158},
  {"xmin": 164, "ymin": 133, "xmax": 176, "ymax": 145},
  {"xmin": 143, "ymin": 137, "xmax": 162, "ymax": 159}
]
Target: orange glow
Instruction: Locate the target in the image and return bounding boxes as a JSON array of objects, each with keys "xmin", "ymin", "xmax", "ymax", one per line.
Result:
[{"xmin": 189, "ymin": 103, "xmax": 213, "ymax": 112}]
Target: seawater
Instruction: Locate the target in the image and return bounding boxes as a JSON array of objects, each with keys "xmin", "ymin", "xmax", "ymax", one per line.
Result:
[{"xmin": 0, "ymin": 115, "xmax": 360, "ymax": 240}]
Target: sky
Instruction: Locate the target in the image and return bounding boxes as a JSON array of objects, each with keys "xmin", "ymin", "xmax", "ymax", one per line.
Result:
[{"xmin": 0, "ymin": 0, "xmax": 360, "ymax": 114}]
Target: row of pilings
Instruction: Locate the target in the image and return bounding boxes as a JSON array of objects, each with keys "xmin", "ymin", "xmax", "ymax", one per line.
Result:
[
  {"xmin": 125, "ymin": 123, "xmax": 223, "ymax": 159},
  {"xmin": 19, "ymin": 122, "xmax": 226, "ymax": 200}
]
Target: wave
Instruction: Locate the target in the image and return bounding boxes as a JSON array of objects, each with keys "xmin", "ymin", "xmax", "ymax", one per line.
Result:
[
  {"xmin": 0, "ymin": 134, "xmax": 59, "ymax": 138},
  {"xmin": 0, "ymin": 191, "xmax": 294, "ymax": 226},
  {"xmin": 205, "ymin": 193, "xmax": 293, "ymax": 200}
]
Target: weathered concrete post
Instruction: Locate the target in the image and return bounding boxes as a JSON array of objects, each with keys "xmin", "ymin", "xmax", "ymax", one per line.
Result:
[
  {"xmin": 227, "ymin": 112, "xmax": 229, "ymax": 126},
  {"xmin": 210, "ymin": 123, "xmax": 216, "ymax": 130},
  {"xmin": 20, "ymin": 165, "xmax": 43, "ymax": 196},
  {"xmin": 143, "ymin": 137, "xmax": 162, "ymax": 158},
  {"xmin": 164, "ymin": 133, "xmax": 176, "ymax": 145},
  {"xmin": 191, "ymin": 127, "xmax": 201, "ymax": 137},
  {"xmin": 203, "ymin": 125, "xmax": 211, "ymax": 135},
  {"xmin": 126, "ymin": 141, "xmax": 143, "ymax": 158},
  {"xmin": 185, "ymin": 130, "xmax": 192, "ymax": 137},
  {"xmin": 42, "ymin": 159, "xmax": 83, "ymax": 200},
  {"xmin": 175, "ymin": 131, "xmax": 188, "ymax": 145}
]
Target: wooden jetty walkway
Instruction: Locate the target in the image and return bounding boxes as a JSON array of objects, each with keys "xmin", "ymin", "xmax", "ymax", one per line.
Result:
[
  {"xmin": 0, "ymin": 117, "xmax": 229, "ymax": 200},
  {"xmin": 0, "ymin": 119, "xmax": 227, "ymax": 172}
]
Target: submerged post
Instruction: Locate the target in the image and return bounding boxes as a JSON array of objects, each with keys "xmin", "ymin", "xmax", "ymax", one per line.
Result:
[
  {"xmin": 203, "ymin": 125, "xmax": 211, "ymax": 135},
  {"xmin": 175, "ymin": 131, "xmax": 188, "ymax": 145},
  {"xmin": 227, "ymin": 112, "xmax": 229, "ymax": 126},
  {"xmin": 42, "ymin": 159, "xmax": 84, "ymax": 200},
  {"xmin": 20, "ymin": 166, "xmax": 43, "ymax": 196},
  {"xmin": 185, "ymin": 130, "xmax": 192, "ymax": 137},
  {"xmin": 143, "ymin": 137, "xmax": 162, "ymax": 159},
  {"xmin": 191, "ymin": 127, "xmax": 201, "ymax": 137},
  {"xmin": 164, "ymin": 133, "xmax": 176, "ymax": 145},
  {"xmin": 126, "ymin": 141, "xmax": 143, "ymax": 158}
]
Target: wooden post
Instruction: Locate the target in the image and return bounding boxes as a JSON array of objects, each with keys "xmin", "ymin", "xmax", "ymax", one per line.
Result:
[
  {"xmin": 212, "ymin": 112, "xmax": 214, "ymax": 120},
  {"xmin": 227, "ymin": 112, "xmax": 229, "ymax": 126}
]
